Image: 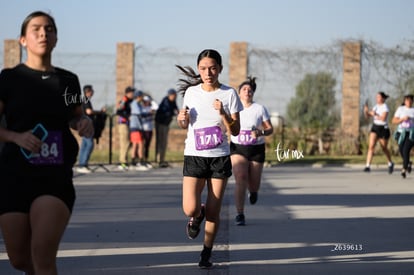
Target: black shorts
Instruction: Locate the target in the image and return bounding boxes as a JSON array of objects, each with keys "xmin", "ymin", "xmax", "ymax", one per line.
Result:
[
  {"xmin": 0, "ymin": 169, "xmax": 76, "ymax": 215},
  {"xmin": 183, "ymin": 155, "xmax": 232, "ymax": 179},
  {"xmin": 371, "ymin": 124, "xmax": 390, "ymax": 140},
  {"xmin": 230, "ymin": 142, "xmax": 266, "ymax": 163}
]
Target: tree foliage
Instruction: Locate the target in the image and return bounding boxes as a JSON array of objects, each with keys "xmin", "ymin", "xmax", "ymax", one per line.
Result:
[{"xmin": 286, "ymin": 72, "xmax": 338, "ymax": 132}]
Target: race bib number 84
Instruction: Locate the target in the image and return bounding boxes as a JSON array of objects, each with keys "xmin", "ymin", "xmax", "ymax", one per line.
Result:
[{"xmin": 29, "ymin": 131, "xmax": 64, "ymax": 165}]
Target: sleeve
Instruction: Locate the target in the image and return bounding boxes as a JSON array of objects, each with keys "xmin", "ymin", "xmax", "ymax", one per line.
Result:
[
  {"xmin": 0, "ymin": 69, "xmax": 10, "ymax": 103},
  {"xmin": 262, "ymin": 105, "xmax": 271, "ymax": 121},
  {"xmin": 229, "ymin": 89, "xmax": 243, "ymax": 114},
  {"xmin": 394, "ymin": 107, "xmax": 402, "ymax": 118}
]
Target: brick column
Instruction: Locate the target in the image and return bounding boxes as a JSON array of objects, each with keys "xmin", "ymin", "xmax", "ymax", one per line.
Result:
[
  {"xmin": 229, "ymin": 42, "xmax": 248, "ymax": 90},
  {"xmin": 341, "ymin": 42, "xmax": 361, "ymax": 137},
  {"xmin": 113, "ymin": 42, "xmax": 135, "ymax": 157},
  {"xmin": 116, "ymin": 42, "xmax": 135, "ymax": 105},
  {"xmin": 3, "ymin": 39, "xmax": 21, "ymax": 68}
]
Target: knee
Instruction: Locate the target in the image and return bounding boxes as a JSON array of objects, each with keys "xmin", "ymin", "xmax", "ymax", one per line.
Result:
[
  {"xmin": 182, "ymin": 205, "xmax": 197, "ymax": 217},
  {"xmin": 9, "ymin": 256, "xmax": 32, "ymax": 272}
]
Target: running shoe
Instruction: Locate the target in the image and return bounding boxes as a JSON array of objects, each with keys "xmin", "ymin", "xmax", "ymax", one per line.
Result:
[
  {"xmin": 388, "ymin": 162, "xmax": 394, "ymax": 174},
  {"xmin": 76, "ymin": 166, "xmax": 92, "ymax": 174},
  {"xmin": 186, "ymin": 204, "xmax": 205, "ymax": 239},
  {"xmin": 235, "ymin": 213, "xmax": 245, "ymax": 226},
  {"xmin": 198, "ymin": 246, "xmax": 213, "ymax": 269},
  {"xmin": 249, "ymin": 192, "xmax": 258, "ymax": 204},
  {"xmin": 363, "ymin": 167, "xmax": 370, "ymax": 172},
  {"xmin": 408, "ymin": 162, "xmax": 412, "ymax": 173},
  {"xmin": 402, "ymin": 169, "xmax": 406, "ymax": 179},
  {"xmin": 135, "ymin": 163, "xmax": 149, "ymax": 171},
  {"xmin": 117, "ymin": 163, "xmax": 129, "ymax": 171},
  {"xmin": 198, "ymin": 258, "xmax": 213, "ymax": 269}
]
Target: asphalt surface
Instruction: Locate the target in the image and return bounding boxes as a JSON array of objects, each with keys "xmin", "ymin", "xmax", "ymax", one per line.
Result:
[{"xmin": 1, "ymin": 164, "xmax": 414, "ymax": 274}]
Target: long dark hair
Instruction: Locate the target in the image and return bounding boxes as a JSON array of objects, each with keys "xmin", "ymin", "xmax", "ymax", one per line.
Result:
[
  {"xmin": 176, "ymin": 49, "xmax": 223, "ymax": 95},
  {"xmin": 20, "ymin": 11, "xmax": 57, "ymax": 37}
]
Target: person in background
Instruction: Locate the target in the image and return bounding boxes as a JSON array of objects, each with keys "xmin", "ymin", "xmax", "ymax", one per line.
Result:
[
  {"xmin": 230, "ymin": 76, "xmax": 273, "ymax": 226},
  {"xmin": 141, "ymin": 95, "xmax": 156, "ymax": 167},
  {"xmin": 155, "ymin": 88, "xmax": 178, "ymax": 167},
  {"xmin": 116, "ymin": 86, "xmax": 135, "ymax": 171},
  {"xmin": 76, "ymin": 84, "xmax": 106, "ymax": 173},
  {"xmin": 129, "ymin": 90, "xmax": 149, "ymax": 170},
  {"xmin": 176, "ymin": 49, "xmax": 243, "ymax": 269},
  {"xmin": 0, "ymin": 11, "xmax": 93, "ymax": 275},
  {"xmin": 363, "ymin": 91, "xmax": 394, "ymax": 173},
  {"xmin": 392, "ymin": 94, "xmax": 414, "ymax": 178}
]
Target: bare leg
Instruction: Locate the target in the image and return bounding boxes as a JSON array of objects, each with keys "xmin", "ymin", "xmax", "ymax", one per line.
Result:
[
  {"xmin": 0, "ymin": 213, "xmax": 35, "ymax": 274},
  {"xmin": 30, "ymin": 195, "xmax": 71, "ymax": 275},
  {"xmin": 365, "ymin": 132, "xmax": 378, "ymax": 167},
  {"xmin": 230, "ymin": 154, "xmax": 249, "ymax": 214},
  {"xmin": 204, "ymin": 178, "xmax": 227, "ymax": 248}
]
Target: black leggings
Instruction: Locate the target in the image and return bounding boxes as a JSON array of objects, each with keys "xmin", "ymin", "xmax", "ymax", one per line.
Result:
[{"xmin": 399, "ymin": 135, "xmax": 414, "ymax": 170}]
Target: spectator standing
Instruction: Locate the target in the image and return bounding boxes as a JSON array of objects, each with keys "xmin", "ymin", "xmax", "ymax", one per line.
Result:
[
  {"xmin": 116, "ymin": 86, "xmax": 135, "ymax": 171},
  {"xmin": 76, "ymin": 84, "xmax": 106, "ymax": 173},
  {"xmin": 155, "ymin": 88, "xmax": 178, "ymax": 167},
  {"xmin": 130, "ymin": 90, "xmax": 148, "ymax": 170},
  {"xmin": 141, "ymin": 95, "xmax": 156, "ymax": 167}
]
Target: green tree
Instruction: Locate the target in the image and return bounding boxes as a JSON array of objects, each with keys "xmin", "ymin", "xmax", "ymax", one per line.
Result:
[{"xmin": 286, "ymin": 72, "xmax": 338, "ymax": 154}]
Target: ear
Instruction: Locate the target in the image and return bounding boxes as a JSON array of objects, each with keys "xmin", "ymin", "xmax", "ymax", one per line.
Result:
[{"xmin": 19, "ymin": 37, "xmax": 27, "ymax": 47}]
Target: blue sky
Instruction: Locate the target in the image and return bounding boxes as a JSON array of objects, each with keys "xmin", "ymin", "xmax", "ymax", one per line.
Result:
[
  {"xmin": 1, "ymin": 0, "xmax": 413, "ymax": 114},
  {"xmin": 1, "ymin": 0, "xmax": 413, "ymax": 53}
]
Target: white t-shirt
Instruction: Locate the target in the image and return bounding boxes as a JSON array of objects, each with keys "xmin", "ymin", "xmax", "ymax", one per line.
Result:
[
  {"xmin": 230, "ymin": 102, "xmax": 271, "ymax": 145},
  {"xmin": 182, "ymin": 84, "xmax": 243, "ymax": 157},
  {"xmin": 394, "ymin": 105, "xmax": 414, "ymax": 130},
  {"xmin": 372, "ymin": 103, "xmax": 389, "ymax": 126}
]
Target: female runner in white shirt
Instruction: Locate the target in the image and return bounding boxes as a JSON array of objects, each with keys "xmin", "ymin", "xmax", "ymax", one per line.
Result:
[{"xmin": 176, "ymin": 49, "xmax": 243, "ymax": 269}]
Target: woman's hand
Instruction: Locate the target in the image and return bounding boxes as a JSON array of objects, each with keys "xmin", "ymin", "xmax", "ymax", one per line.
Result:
[{"xmin": 15, "ymin": 131, "xmax": 42, "ymax": 153}]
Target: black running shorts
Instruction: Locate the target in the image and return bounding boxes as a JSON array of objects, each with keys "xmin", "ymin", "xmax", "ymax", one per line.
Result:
[
  {"xmin": 230, "ymin": 142, "xmax": 266, "ymax": 163},
  {"xmin": 183, "ymin": 155, "xmax": 232, "ymax": 179},
  {"xmin": 0, "ymin": 170, "xmax": 76, "ymax": 215},
  {"xmin": 371, "ymin": 124, "xmax": 391, "ymax": 140}
]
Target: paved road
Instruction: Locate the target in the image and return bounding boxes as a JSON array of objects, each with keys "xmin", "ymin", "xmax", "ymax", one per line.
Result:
[{"xmin": 1, "ymin": 164, "xmax": 414, "ymax": 274}]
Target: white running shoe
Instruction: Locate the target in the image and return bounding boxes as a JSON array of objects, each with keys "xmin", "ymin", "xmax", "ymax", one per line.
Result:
[
  {"xmin": 76, "ymin": 166, "xmax": 92, "ymax": 173},
  {"xmin": 135, "ymin": 163, "xmax": 149, "ymax": 171}
]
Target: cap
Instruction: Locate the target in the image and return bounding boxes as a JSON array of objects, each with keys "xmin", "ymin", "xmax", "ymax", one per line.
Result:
[
  {"xmin": 134, "ymin": 90, "xmax": 144, "ymax": 97},
  {"xmin": 143, "ymin": 95, "xmax": 151, "ymax": 101},
  {"xmin": 167, "ymin": 88, "xmax": 177, "ymax": 95},
  {"xmin": 125, "ymin": 86, "xmax": 135, "ymax": 93}
]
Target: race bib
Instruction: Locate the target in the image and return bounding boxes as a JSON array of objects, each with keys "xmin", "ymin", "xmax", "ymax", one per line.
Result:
[
  {"xmin": 194, "ymin": 126, "xmax": 223, "ymax": 150},
  {"xmin": 29, "ymin": 131, "xmax": 64, "ymax": 165},
  {"xmin": 237, "ymin": 130, "xmax": 257, "ymax": 145},
  {"xmin": 401, "ymin": 120, "xmax": 413, "ymax": 129}
]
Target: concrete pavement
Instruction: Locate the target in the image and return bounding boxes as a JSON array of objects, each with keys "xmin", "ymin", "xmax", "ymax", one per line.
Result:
[{"xmin": 1, "ymin": 164, "xmax": 414, "ymax": 274}]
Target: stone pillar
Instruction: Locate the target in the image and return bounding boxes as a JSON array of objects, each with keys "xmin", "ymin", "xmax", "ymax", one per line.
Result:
[
  {"xmin": 113, "ymin": 42, "xmax": 135, "ymax": 159},
  {"xmin": 116, "ymin": 42, "xmax": 135, "ymax": 105},
  {"xmin": 229, "ymin": 42, "xmax": 248, "ymax": 90},
  {"xmin": 341, "ymin": 42, "xmax": 361, "ymax": 137},
  {"xmin": 3, "ymin": 39, "xmax": 21, "ymax": 68}
]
